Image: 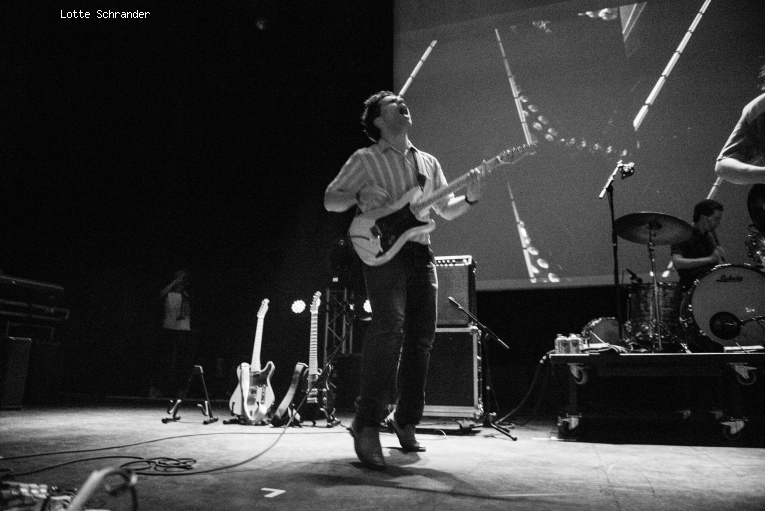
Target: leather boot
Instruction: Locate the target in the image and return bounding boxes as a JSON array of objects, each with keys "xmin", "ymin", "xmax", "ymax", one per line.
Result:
[
  {"xmin": 348, "ymin": 419, "xmax": 386, "ymax": 469},
  {"xmin": 390, "ymin": 416, "xmax": 426, "ymax": 452}
]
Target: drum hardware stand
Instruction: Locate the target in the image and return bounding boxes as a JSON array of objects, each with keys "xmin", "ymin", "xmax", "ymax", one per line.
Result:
[
  {"xmin": 598, "ymin": 160, "xmax": 635, "ymax": 341},
  {"xmin": 447, "ymin": 297, "xmax": 516, "ymax": 441},
  {"xmin": 615, "ymin": 211, "xmax": 693, "ymax": 352},
  {"xmin": 162, "ymin": 365, "xmax": 218, "ymax": 424},
  {"xmin": 645, "ymin": 227, "xmax": 665, "ymax": 352}
]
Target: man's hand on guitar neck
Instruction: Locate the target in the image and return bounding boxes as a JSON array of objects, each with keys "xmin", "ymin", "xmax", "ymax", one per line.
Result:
[{"xmin": 465, "ymin": 166, "xmax": 486, "ymax": 204}]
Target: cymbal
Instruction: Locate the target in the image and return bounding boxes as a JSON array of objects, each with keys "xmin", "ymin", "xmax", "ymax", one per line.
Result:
[{"xmin": 615, "ymin": 211, "xmax": 692, "ymax": 245}]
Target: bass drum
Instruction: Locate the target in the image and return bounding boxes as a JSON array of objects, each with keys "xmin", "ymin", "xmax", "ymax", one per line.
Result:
[{"xmin": 680, "ymin": 264, "xmax": 765, "ymax": 351}]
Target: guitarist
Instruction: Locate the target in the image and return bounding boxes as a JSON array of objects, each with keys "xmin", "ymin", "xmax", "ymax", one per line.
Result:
[{"xmin": 324, "ymin": 91, "xmax": 484, "ymax": 470}]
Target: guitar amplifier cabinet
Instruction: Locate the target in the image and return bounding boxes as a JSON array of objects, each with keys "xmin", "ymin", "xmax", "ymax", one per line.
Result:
[
  {"xmin": 435, "ymin": 256, "xmax": 476, "ymax": 327},
  {"xmin": 423, "ymin": 327, "xmax": 483, "ymax": 418}
]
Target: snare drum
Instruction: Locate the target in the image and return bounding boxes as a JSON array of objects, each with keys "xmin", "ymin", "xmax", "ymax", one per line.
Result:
[
  {"xmin": 680, "ymin": 264, "xmax": 765, "ymax": 351},
  {"xmin": 626, "ymin": 281, "xmax": 684, "ymax": 347},
  {"xmin": 627, "ymin": 282, "xmax": 682, "ymax": 329}
]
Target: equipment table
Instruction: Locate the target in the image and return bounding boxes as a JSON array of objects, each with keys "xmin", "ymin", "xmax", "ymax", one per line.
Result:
[{"xmin": 550, "ymin": 351, "xmax": 765, "ymax": 440}]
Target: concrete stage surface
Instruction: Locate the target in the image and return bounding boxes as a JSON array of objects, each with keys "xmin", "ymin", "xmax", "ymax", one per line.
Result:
[{"xmin": 1, "ymin": 401, "xmax": 764, "ymax": 511}]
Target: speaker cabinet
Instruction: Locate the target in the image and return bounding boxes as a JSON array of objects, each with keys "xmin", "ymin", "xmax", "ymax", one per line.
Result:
[
  {"xmin": 435, "ymin": 255, "xmax": 476, "ymax": 327},
  {"xmin": 0, "ymin": 337, "xmax": 32, "ymax": 410},
  {"xmin": 25, "ymin": 342, "xmax": 62, "ymax": 404},
  {"xmin": 424, "ymin": 327, "xmax": 482, "ymax": 418}
]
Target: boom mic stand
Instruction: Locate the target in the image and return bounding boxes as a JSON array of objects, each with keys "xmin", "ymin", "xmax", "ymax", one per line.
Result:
[
  {"xmin": 598, "ymin": 160, "xmax": 635, "ymax": 341},
  {"xmin": 448, "ymin": 297, "xmax": 516, "ymax": 441}
]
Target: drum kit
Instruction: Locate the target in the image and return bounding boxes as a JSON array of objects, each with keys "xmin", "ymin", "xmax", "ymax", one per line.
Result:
[{"xmin": 582, "ymin": 191, "xmax": 765, "ymax": 353}]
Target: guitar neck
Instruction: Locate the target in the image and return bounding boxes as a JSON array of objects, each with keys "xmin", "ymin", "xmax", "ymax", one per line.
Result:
[
  {"xmin": 308, "ymin": 310, "xmax": 319, "ymax": 377},
  {"xmin": 411, "ymin": 169, "xmax": 473, "ymax": 215},
  {"xmin": 251, "ymin": 319, "xmax": 265, "ymax": 371},
  {"xmin": 411, "ymin": 148, "xmax": 519, "ymax": 215}
]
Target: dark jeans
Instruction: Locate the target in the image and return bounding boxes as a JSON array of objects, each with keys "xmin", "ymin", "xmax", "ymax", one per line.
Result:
[
  {"xmin": 150, "ymin": 328, "xmax": 196, "ymax": 397},
  {"xmin": 356, "ymin": 242, "xmax": 438, "ymax": 427}
]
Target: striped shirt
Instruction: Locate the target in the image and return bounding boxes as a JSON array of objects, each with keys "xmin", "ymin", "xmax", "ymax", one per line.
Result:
[
  {"xmin": 326, "ymin": 139, "xmax": 452, "ymax": 244},
  {"xmin": 717, "ymin": 92, "xmax": 765, "ymax": 166}
]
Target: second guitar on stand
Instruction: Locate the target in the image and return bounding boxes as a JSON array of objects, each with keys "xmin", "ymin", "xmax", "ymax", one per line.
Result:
[{"xmin": 297, "ymin": 292, "xmax": 340, "ymax": 427}]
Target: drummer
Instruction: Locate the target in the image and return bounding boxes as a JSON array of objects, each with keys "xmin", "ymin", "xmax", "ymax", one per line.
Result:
[{"xmin": 670, "ymin": 199, "xmax": 726, "ymax": 293}]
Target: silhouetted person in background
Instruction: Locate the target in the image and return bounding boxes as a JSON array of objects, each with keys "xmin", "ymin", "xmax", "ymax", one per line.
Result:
[{"xmin": 149, "ymin": 270, "xmax": 195, "ymax": 398}]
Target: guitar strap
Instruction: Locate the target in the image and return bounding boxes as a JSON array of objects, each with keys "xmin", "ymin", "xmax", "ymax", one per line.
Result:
[{"xmin": 408, "ymin": 147, "xmax": 426, "ymax": 190}]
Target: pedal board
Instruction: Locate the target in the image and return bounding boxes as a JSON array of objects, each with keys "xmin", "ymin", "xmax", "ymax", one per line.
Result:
[{"xmin": 1, "ymin": 481, "xmax": 72, "ymax": 511}]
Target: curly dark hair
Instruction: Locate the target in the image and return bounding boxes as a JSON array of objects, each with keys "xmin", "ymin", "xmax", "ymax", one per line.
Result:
[
  {"xmin": 361, "ymin": 90, "xmax": 395, "ymax": 142},
  {"xmin": 693, "ymin": 199, "xmax": 724, "ymax": 223}
]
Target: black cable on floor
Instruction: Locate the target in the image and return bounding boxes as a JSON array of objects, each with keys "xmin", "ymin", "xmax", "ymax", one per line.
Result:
[{"xmin": 497, "ymin": 352, "xmax": 553, "ymax": 426}]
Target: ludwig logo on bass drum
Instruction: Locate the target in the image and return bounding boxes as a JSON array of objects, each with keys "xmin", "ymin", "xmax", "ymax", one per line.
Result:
[{"xmin": 716, "ymin": 274, "xmax": 744, "ymax": 283}]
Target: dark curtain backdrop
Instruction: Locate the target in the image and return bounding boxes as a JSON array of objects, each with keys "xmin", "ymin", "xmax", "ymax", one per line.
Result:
[{"xmin": 1, "ymin": 1, "xmax": 394, "ymax": 397}]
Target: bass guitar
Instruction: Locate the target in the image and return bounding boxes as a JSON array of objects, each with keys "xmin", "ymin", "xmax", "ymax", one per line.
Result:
[
  {"xmin": 349, "ymin": 144, "xmax": 530, "ymax": 266},
  {"xmin": 229, "ymin": 298, "xmax": 276, "ymax": 424},
  {"xmin": 298, "ymin": 292, "xmax": 340, "ymax": 427}
]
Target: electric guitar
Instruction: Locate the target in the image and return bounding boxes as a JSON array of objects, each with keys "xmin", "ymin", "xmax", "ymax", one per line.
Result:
[
  {"xmin": 349, "ymin": 144, "xmax": 531, "ymax": 266},
  {"xmin": 298, "ymin": 292, "xmax": 340, "ymax": 426},
  {"xmin": 270, "ymin": 362, "xmax": 308, "ymax": 427},
  {"xmin": 229, "ymin": 298, "xmax": 276, "ymax": 424}
]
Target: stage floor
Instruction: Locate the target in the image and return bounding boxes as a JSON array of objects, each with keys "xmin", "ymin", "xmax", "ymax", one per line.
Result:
[{"xmin": 1, "ymin": 400, "xmax": 764, "ymax": 511}]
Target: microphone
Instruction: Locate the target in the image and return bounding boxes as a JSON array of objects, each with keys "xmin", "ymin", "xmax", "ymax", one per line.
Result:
[
  {"xmin": 618, "ymin": 160, "xmax": 635, "ymax": 178},
  {"xmin": 626, "ymin": 268, "xmax": 643, "ymax": 284}
]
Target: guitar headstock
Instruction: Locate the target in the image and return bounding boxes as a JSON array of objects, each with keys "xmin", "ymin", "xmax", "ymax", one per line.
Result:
[
  {"xmin": 480, "ymin": 144, "xmax": 535, "ymax": 175},
  {"xmin": 497, "ymin": 144, "xmax": 535, "ymax": 166},
  {"xmin": 309, "ymin": 292, "xmax": 321, "ymax": 315},
  {"xmin": 257, "ymin": 298, "xmax": 270, "ymax": 318}
]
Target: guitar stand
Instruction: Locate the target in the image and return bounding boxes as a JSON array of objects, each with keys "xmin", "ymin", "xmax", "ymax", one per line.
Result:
[
  {"xmin": 223, "ymin": 415, "xmax": 270, "ymax": 426},
  {"xmin": 273, "ymin": 409, "xmax": 303, "ymax": 428},
  {"xmin": 162, "ymin": 365, "xmax": 219, "ymax": 425}
]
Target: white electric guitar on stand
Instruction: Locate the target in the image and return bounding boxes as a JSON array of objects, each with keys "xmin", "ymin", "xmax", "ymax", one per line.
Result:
[{"xmin": 229, "ymin": 298, "xmax": 276, "ymax": 424}]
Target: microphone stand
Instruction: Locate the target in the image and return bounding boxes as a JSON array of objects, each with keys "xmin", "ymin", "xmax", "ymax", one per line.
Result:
[
  {"xmin": 598, "ymin": 160, "xmax": 633, "ymax": 342},
  {"xmin": 448, "ymin": 297, "xmax": 516, "ymax": 441}
]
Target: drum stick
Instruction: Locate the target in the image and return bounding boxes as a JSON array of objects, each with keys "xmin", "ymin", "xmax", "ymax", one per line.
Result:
[
  {"xmin": 398, "ymin": 40, "xmax": 437, "ymax": 97},
  {"xmin": 707, "ymin": 176, "xmax": 723, "ymax": 199}
]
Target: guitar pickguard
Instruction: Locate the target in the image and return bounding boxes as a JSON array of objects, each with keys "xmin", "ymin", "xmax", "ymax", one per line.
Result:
[
  {"xmin": 372, "ymin": 205, "xmax": 429, "ymax": 254},
  {"xmin": 243, "ymin": 362, "xmax": 275, "ymax": 424}
]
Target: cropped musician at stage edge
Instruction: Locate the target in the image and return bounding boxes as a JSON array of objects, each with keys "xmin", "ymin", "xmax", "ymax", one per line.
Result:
[
  {"xmin": 324, "ymin": 91, "xmax": 484, "ymax": 469},
  {"xmin": 715, "ymin": 64, "xmax": 765, "ymax": 185}
]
